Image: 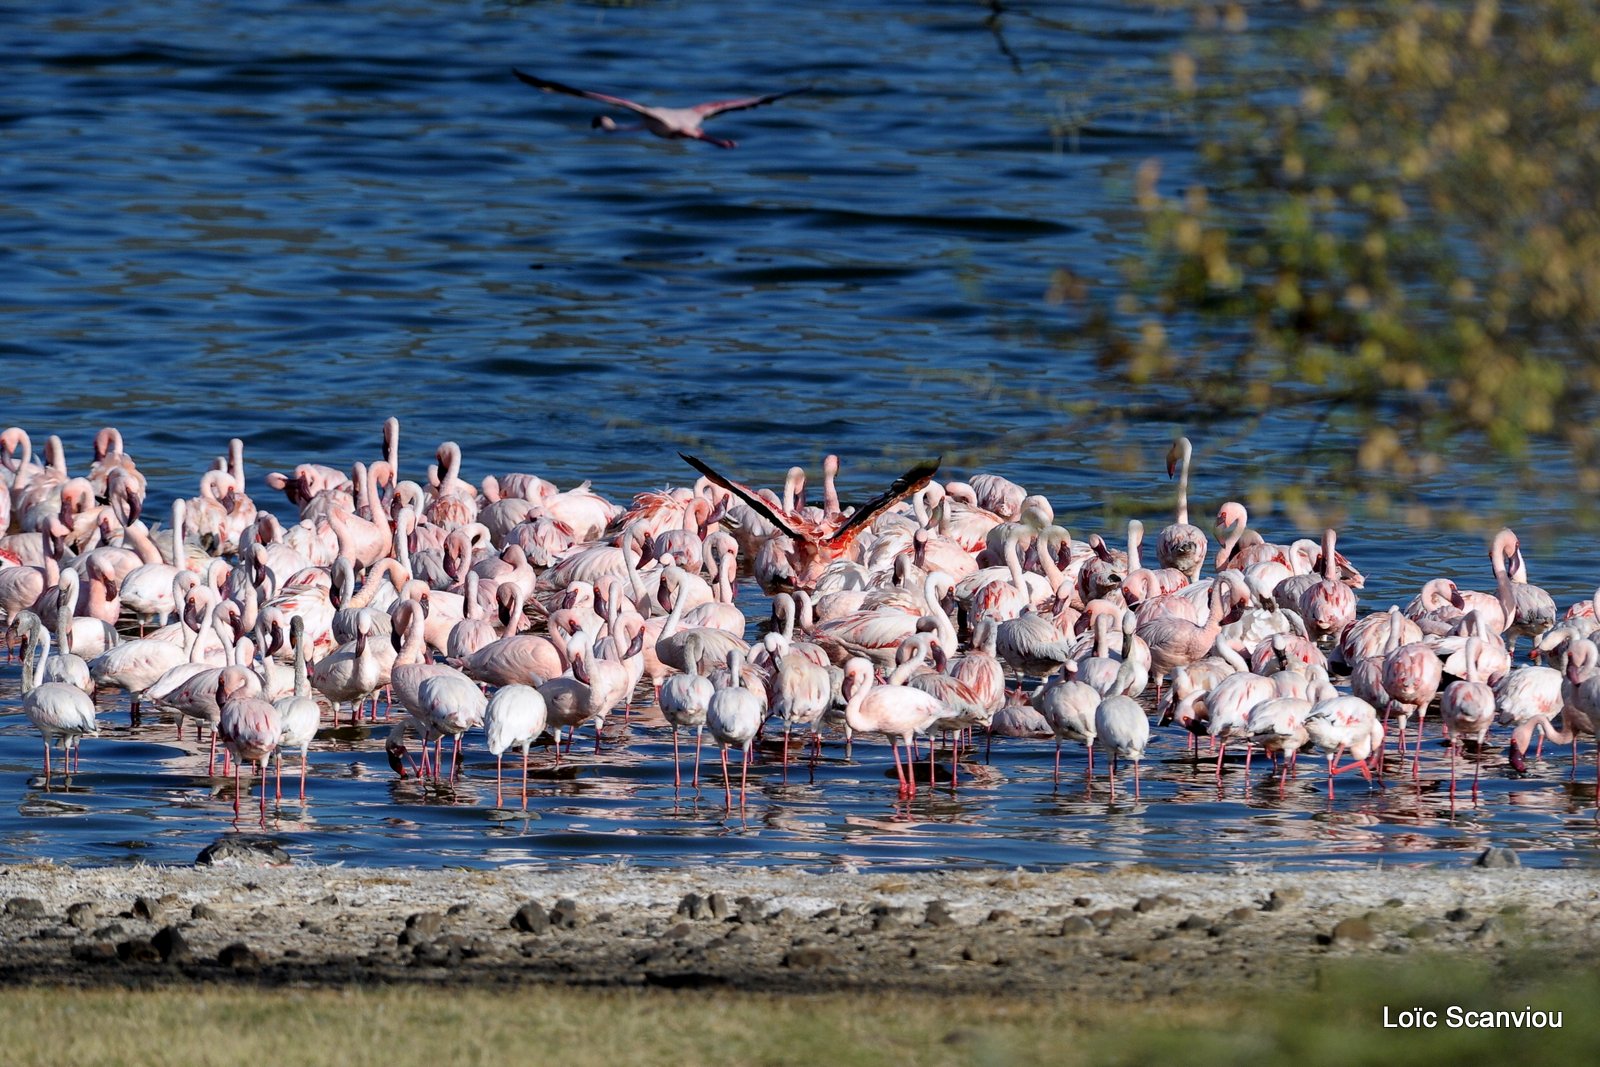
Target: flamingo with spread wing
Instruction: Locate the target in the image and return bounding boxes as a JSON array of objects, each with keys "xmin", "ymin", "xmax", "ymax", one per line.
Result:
[
  {"xmin": 513, "ymin": 69, "xmax": 810, "ymax": 148},
  {"xmin": 680, "ymin": 452, "xmax": 939, "ymax": 591}
]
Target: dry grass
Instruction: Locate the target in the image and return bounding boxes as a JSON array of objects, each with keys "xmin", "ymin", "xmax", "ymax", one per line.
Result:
[
  {"xmin": 2, "ymin": 957, "xmax": 1593, "ymax": 1067},
  {"xmin": 0, "ymin": 986, "xmax": 1088, "ymax": 1067}
]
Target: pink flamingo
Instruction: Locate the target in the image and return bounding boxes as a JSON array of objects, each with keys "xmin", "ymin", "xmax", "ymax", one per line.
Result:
[
  {"xmin": 1560, "ymin": 641, "xmax": 1600, "ymax": 783},
  {"xmin": 514, "ymin": 70, "xmax": 811, "ymax": 149},
  {"xmin": 217, "ymin": 665, "xmax": 281, "ymax": 821},
  {"xmin": 20, "ymin": 618, "xmax": 97, "ymax": 778},
  {"xmin": 1135, "ymin": 579, "xmax": 1228, "ymax": 700},
  {"xmin": 484, "ymin": 684, "xmax": 547, "ymax": 809},
  {"xmin": 707, "ymin": 648, "xmax": 765, "ymax": 808},
  {"xmin": 1094, "ymin": 694, "xmax": 1150, "ymax": 797},
  {"xmin": 273, "ymin": 616, "xmax": 320, "ymax": 803},
  {"xmin": 1156, "ymin": 437, "xmax": 1208, "ymax": 582},
  {"xmin": 1304, "ymin": 696, "xmax": 1384, "ymax": 795},
  {"xmin": 1494, "ymin": 662, "xmax": 1564, "ymax": 763},
  {"xmin": 1036, "ymin": 667, "xmax": 1098, "ymax": 784},
  {"xmin": 766, "ymin": 632, "xmax": 832, "ymax": 775},
  {"xmin": 1439, "ymin": 636, "xmax": 1495, "ymax": 796},
  {"xmin": 840, "ymin": 657, "xmax": 945, "ymax": 797},
  {"xmin": 1380, "ymin": 607, "xmax": 1443, "ymax": 767},
  {"xmin": 1491, "ymin": 529, "xmax": 1556, "ymax": 653},
  {"xmin": 680, "ymin": 453, "xmax": 938, "ymax": 591},
  {"xmin": 1297, "ymin": 529, "xmax": 1357, "ymax": 642},
  {"xmin": 660, "ymin": 632, "xmax": 715, "ymax": 788},
  {"xmin": 1247, "ymin": 696, "xmax": 1312, "ymax": 783}
]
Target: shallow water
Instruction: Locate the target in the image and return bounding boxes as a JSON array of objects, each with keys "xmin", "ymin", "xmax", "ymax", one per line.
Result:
[{"xmin": 3, "ymin": 0, "xmax": 1599, "ymax": 870}]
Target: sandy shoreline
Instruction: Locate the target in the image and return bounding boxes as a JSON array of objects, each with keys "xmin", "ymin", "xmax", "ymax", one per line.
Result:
[{"xmin": 0, "ymin": 851, "xmax": 1593, "ymax": 995}]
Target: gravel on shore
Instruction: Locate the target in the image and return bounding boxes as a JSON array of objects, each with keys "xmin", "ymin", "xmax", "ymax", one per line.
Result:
[{"xmin": 0, "ymin": 853, "xmax": 1593, "ymax": 995}]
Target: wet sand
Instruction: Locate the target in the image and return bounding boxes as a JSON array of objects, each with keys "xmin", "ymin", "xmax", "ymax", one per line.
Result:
[{"xmin": 0, "ymin": 853, "xmax": 1593, "ymax": 995}]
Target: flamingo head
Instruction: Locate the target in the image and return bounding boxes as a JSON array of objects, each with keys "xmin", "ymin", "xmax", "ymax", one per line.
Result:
[
  {"xmin": 386, "ymin": 738, "xmax": 409, "ymax": 778},
  {"xmin": 0, "ymin": 426, "xmax": 26, "ymax": 461},
  {"xmin": 592, "ymin": 115, "xmax": 618, "ymax": 132}
]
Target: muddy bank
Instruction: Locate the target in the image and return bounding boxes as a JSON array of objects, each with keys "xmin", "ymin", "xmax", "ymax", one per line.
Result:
[{"xmin": 0, "ymin": 856, "xmax": 1593, "ymax": 995}]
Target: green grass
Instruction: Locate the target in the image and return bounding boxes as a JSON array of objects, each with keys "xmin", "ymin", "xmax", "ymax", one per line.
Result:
[{"xmin": 1, "ymin": 957, "xmax": 1592, "ymax": 1066}]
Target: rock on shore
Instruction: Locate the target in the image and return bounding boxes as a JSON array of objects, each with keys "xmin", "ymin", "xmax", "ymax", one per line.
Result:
[{"xmin": 1, "ymin": 858, "xmax": 1594, "ymax": 994}]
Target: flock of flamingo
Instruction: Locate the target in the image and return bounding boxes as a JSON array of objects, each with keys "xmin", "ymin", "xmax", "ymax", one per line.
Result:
[{"xmin": 0, "ymin": 422, "xmax": 1594, "ymax": 827}]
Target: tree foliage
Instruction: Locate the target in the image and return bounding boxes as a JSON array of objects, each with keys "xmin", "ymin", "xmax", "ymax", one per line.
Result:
[{"xmin": 1098, "ymin": 0, "xmax": 1600, "ymax": 494}]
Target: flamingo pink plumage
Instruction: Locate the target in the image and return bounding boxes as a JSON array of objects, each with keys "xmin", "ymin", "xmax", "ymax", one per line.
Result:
[{"xmin": 514, "ymin": 70, "xmax": 811, "ymax": 149}]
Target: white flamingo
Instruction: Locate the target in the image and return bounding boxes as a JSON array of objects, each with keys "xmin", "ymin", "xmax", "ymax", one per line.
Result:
[
  {"xmin": 20, "ymin": 617, "xmax": 97, "ymax": 778},
  {"xmin": 483, "ymin": 684, "xmax": 548, "ymax": 809}
]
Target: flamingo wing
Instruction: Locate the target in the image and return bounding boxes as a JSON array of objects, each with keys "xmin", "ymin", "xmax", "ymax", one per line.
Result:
[
  {"xmin": 824, "ymin": 456, "xmax": 941, "ymax": 547},
  {"xmin": 678, "ymin": 453, "xmax": 803, "ymax": 540},
  {"xmin": 512, "ymin": 69, "xmax": 655, "ymax": 118},
  {"xmin": 693, "ymin": 86, "xmax": 812, "ymax": 117}
]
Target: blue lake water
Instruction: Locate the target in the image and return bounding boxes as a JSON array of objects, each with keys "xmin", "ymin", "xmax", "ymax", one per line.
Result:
[{"xmin": 2, "ymin": 0, "xmax": 1599, "ymax": 870}]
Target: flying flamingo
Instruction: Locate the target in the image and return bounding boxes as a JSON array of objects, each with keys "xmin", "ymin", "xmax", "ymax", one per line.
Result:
[
  {"xmin": 513, "ymin": 70, "xmax": 811, "ymax": 149},
  {"xmin": 679, "ymin": 452, "xmax": 939, "ymax": 590}
]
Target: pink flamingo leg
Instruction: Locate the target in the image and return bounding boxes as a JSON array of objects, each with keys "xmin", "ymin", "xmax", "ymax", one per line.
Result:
[
  {"xmin": 672, "ymin": 728, "xmax": 682, "ymax": 789},
  {"xmin": 495, "ymin": 754, "xmax": 504, "ymax": 808},
  {"xmin": 890, "ymin": 739, "xmax": 908, "ymax": 796},
  {"xmin": 720, "ymin": 746, "xmax": 733, "ymax": 809},
  {"xmin": 740, "ymin": 745, "xmax": 750, "ymax": 807},
  {"xmin": 521, "ymin": 746, "xmax": 530, "ymax": 811}
]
